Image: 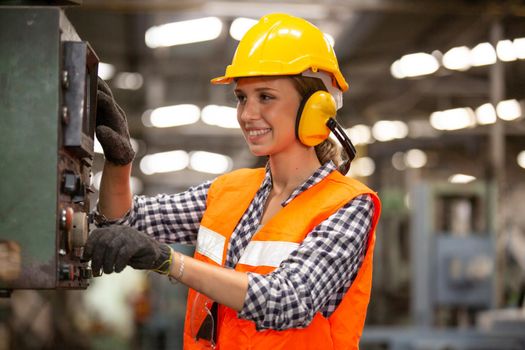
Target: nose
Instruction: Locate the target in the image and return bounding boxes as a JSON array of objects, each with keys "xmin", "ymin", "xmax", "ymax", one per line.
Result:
[{"xmin": 238, "ymin": 98, "xmax": 260, "ymax": 123}]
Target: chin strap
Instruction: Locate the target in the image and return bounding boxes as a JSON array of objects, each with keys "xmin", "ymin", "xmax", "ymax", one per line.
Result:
[{"xmin": 326, "ymin": 118, "xmax": 357, "ymax": 176}]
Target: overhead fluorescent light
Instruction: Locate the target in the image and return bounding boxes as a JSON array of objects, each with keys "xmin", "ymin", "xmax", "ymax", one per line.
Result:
[
  {"xmin": 475, "ymin": 103, "xmax": 497, "ymax": 125},
  {"xmin": 517, "ymin": 150, "xmax": 525, "ymax": 169},
  {"xmin": 189, "ymin": 151, "xmax": 233, "ymax": 174},
  {"xmin": 98, "ymin": 62, "xmax": 115, "ymax": 80},
  {"xmin": 514, "ymin": 37, "xmax": 525, "ymax": 59},
  {"xmin": 496, "ymin": 40, "xmax": 518, "ymax": 62},
  {"xmin": 496, "ymin": 99, "xmax": 522, "ymax": 121},
  {"xmin": 372, "ymin": 120, "xmax": 408, "ymax": 142},
  {"xmin": 430, "ymin": 108, "xmax": 476, "ymax": 130},
  {"xmin": 348, "ymin": 157, "xmax": 375, "ymax": 177},
  {"xmin": 470, "ymin": 42, "xmax": 497, "ymax": 67},
  {"xmin": 405, "ymin": 149, "xmax": 427, "ymax": 169},
  {"xmin": 145, "ymin": 17, "xmax": 223, "ymax": 48},
  {"xmin": 201, "ymin": 105, "xmax": 239, "ymax": 128},
  {"xmin": 443, "ymin": 46, "xmax": 471, "ymax": 71},
  {"xmin": 347, "ymin": 124, "xmax": 373, "ymax": 145},
  {"xmin": 113, "ymin": 72, "xmax": 143, "ymax": 90},
  {"xmin": 391, "ymin": 53, "xmax": 439, "ymax": 78},
  {"xmin": 140, "ymin": 150, "xmax": 189, "ymax": 175},
  {"xmin": 142, "ymin": 104, "xmax": 200, "ymax": 128},
  {"xmin": 229, "ymin": 17, "xmax": 258, "ymax": 41},
  {"xmin": 449, "ymin": 174, "xmax": 476, "ymax": 184},
  {"xmin": 391, "ymin": 152, "xmax": 406, "ymax": 171}
]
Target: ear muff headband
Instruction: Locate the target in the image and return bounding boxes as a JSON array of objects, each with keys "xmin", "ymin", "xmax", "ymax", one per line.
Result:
[{"xmin": 296, "ymin": 91, "xmax": 357, "ymax": 175}]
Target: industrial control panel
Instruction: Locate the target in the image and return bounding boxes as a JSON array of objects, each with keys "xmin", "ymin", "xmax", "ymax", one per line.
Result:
[{"xmin": 0, "ymin": 7, "xmax": 98, "ymax": 292}]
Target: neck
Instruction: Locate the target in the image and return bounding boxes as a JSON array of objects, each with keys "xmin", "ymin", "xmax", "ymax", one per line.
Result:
[{"xmin": 268, "ymin": 147, "xmax": 321, "ymax": 195}]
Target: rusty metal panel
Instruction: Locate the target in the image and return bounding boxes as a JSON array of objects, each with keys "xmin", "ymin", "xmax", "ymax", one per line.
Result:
[{"xmin": 0, "ymin": 7, "xmax": 97, "ymax": 291}]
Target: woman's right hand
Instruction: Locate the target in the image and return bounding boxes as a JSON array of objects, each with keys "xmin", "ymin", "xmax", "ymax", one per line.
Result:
[{"xmin": 96, "ymin": 78, "xmax": 135, "ymax": 165}]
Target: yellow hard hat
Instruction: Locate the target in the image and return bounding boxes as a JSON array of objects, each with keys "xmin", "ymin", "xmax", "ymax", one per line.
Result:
[{"xmin": 211, "ymin": 13, "xmax": 348, "ymax": 92}]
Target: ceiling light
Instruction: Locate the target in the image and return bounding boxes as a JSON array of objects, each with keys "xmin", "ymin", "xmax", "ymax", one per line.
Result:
[
  {"xmin": 470, "ymin": 42, "xmax": 497, "ymax": 66},
  {"xmin": 145, "ymin": 17, "xmax": 223, "ymax": 48},
  {"xmin": 113, "ymin": 72, "xmax": 143, "ymax": 90},
  {"xmin": 514, "ymin": 37, "xmax": 525, "ymax": 59},
  {"xmin": 348, "ymin": 157, "xmax": 375, "ymax": 177},
  {"xmin": 390, "ymin": 60, "xmax": 404, "ymax": 79},
  {"xmin": 347, "ymin": 124, "xmax": 373, "ymax": 145},
  {"xmin": 98, "ymin": 62, "xmax": 115, "ymax": 80},
  {"xmin": 475, "ymin": 103, "xmax": 497, "ymax": 125},
  {"xmin": 392, "ymin": 53, "xmax": 439, "ymax": 78},
  {"xmin": 201, "ymin": 105, "xmax": 239, "ymax": 128},
  {"xmin": 449, "ymin": 174, "xmax": 476, "ymax": 184},
  {"xmin": 391, "ymin": 152, "xmax": 406, "ymax": 171},
  {"xmin": 429, "ymin": 108, "xmax": 476, "ymax": 130},
  {"xmin": 189, "ymin": 151, "xmax": 233, "ymax": 174},
  {"xmin": 496, "ymin": 99, "xmax": 522, "ymax": 121},
  {"xmin": 140, "ymin": 150, "xmax": 189, "ymax": 175},
  {"xmin": 229, "ymin": 17, "xmax": 258, "ymax": 41},
  {"xmin": 517, "ymin": 150, "xmax": 525, "ymax": 169},
  {"xmin": 372, "ymin": 120, "xmax": 408, "ymax": 142},
  {"xmin": 496, "ymin": 40, "xmax": 518, "ymax": 62},
  {"xmin": 443, "ymin": 46, "xmax": 471, "ymax": 71},
  {"xmin": 143, "ymin": 104, "xmax": 200, "ymax": 128},
  {"xmin": 405, "ymin": 149, "xmax": 427, "ymax": 169}
]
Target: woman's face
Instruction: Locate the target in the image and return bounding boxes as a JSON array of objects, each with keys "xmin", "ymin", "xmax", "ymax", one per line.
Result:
[{"xmin": 234, "ymin": 76, "xmax": 302, "ymax": 157}]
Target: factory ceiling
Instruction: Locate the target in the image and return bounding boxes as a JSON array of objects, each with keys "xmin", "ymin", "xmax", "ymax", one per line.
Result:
[{"xmin": 61, "ymin": 0, "xmax": 525, "ymax": 194}]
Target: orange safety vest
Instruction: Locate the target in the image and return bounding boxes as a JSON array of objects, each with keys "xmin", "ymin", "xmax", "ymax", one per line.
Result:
[{"xmin": 183, "ymin": 168, "xmax": 381, "ymax": 350}]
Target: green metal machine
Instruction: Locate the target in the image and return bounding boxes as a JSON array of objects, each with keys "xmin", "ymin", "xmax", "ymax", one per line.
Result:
[{"xmin": 0, "ymin": 5, "xmax": 98, "ymax": 293}]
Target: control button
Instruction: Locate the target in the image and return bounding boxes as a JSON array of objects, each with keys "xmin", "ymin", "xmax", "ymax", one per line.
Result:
[
  {"xmin": 62, "ymin": 172, "xmax": 79, "ymax": 195},
  {"xmin": 59, "ymin": 264, "xmax": 73, "ymax": 281}
]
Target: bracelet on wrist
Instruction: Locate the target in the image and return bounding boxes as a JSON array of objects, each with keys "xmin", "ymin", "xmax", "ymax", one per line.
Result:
[{"xmin": 168, "ymin": 251, "xmax": 185, "ymax": 285}]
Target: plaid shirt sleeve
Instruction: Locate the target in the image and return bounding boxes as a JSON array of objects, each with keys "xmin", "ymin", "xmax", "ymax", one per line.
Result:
[
  {"xmin": 237, "ymin": 194, "xmax": 375, "ymax": 330},
  {"xmin": 96, "ymin": 180, "xmax": 212, "ymax": 245}
]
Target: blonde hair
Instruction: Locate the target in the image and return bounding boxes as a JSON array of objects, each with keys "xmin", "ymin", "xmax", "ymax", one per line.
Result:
[{"xmin": 290, "ymin": 76, "xmax": 345, "ymax": 169}]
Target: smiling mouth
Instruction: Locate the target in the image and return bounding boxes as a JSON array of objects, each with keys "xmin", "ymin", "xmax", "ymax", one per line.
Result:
[{"xmin": 247, "ymin": 128, "xmax": 271, "ymax": 137}]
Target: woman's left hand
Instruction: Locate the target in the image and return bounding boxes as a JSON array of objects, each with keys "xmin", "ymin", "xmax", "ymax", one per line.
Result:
[{"xmin": 83, "ymin": 225, "xmax": 172, "ymax": 276}]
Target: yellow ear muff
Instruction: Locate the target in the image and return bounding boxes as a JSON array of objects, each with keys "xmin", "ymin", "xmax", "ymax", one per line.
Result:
[{"xmin": 296, "ymin": 91, "xmax": 337, "ymax": 147}]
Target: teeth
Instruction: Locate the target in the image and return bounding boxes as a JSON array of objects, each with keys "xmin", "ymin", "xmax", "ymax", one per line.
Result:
[{"xmin": 248, "ymin": 129, "xmax": 270, "ymax": 136}]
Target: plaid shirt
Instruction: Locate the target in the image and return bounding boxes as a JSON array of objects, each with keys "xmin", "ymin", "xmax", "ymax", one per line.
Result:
[{"xmin": 106, "ymin": 161, "xmax": 374, "ymax": 330}]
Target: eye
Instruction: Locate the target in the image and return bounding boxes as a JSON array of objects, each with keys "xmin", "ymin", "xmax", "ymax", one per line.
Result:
[
  {"xmin": 259, "ymin": 93, "xmax": 274, "ymax": 102},
  {"xmin": 235, "ymin": 93, "xmax": 246, "ymax": 104}
]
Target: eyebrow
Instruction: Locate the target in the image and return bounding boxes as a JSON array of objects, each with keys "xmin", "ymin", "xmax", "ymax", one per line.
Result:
[{"xmin": 234, "ymin": 87, "xmax": 279, "ymax": 94}]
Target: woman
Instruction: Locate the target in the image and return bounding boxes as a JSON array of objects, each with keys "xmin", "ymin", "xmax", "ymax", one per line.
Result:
[{"xmin": 85, "ymin": 13, "xmax": 381, "ymax": 349}]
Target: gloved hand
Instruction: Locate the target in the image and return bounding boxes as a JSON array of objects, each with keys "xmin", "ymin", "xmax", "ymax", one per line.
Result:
[
  {"xmin": 83, "ymin": 225, "xmax": 172, "ymax": 276},
  {"xmin": 96, "ymin": 78, "xmax": 135, "ymax": 165}
]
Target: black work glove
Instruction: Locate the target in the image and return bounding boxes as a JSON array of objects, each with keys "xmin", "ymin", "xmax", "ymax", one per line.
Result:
[
  {"xmin": 83, "ymin": 225, "xmax": 172, "ymax": 276},
  {"xmin": 96, "ymin": 78, "xmax": 135, "ymax": 165}
]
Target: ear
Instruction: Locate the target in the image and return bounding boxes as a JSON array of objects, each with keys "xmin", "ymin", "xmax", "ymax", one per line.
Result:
[{"xmin": 295, "ymin": 91, "xmax": 337, "ymax": 147}]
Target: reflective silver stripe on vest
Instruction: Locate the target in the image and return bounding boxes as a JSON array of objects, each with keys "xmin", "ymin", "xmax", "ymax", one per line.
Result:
[
  {"xmin": 238, "ymin": 241, "xmax": 300, "ymax": 267},
  {"xmin": 196, "ymin": 226, "xmax": 225, "ymax": 265}
]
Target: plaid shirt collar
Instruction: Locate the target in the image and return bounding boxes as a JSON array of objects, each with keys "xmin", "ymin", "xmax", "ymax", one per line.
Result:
[{"xmin": 261, "ymin": 161, "xmax": 338, "ymax": 207}]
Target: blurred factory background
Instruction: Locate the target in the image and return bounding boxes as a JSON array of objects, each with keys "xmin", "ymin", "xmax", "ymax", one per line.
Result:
[{"xmin": 1, "ymin": 0, "xmax": 525, "ymax": 349}]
